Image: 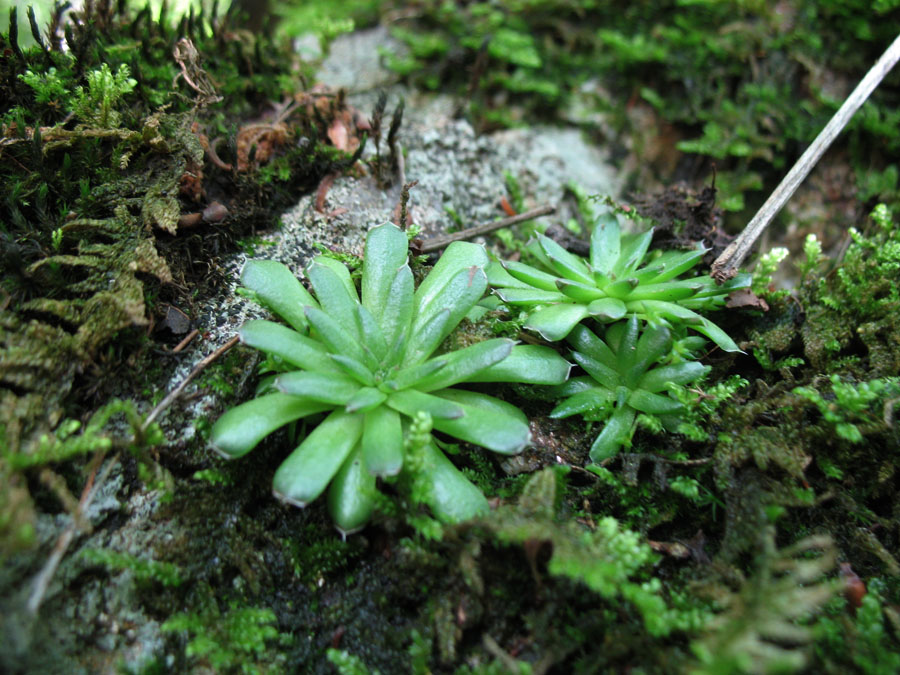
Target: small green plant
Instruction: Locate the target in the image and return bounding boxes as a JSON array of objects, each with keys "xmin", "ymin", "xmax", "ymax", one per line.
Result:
[
  {"xmin": 210, "ymin": 223, "xmax": 570, "ymax": 534},
  {"xmin": 794, "ymin": 374, "xmax": 900, "ymax": 444},
  {"xmin": 549, "ymin": 317, "xmax": 710, "ymax": 461},
  {"xmin": 487, "ymin": 212, "xmax": 749, "ymax": 351},
  {"xmin": 72, "ymin": 63, "xmax": 137, "ymax": 128},
  {"xmin": 80, "ymin": 548, "xmax": 183, "ymax": 587}
]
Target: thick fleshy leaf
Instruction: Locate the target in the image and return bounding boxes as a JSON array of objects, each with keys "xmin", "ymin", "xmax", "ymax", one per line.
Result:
[
  {"xmin": 590, "ymin": 213, "xmax": 621, "ymax": 275},
  {"xmin": 304, "ymin": 306, "xmax": 369, "ymax": 367},
  {"xmin": 210, "ymin": 393, "xmax": 329, "ymax": 459},
  {"xmin": 567, "ymin": 324, "xmax": 617, "ymax": 369},
  {"xmin": 629, "ymin": 300, "xmax": 742, "ymax": 353},
  {"xmin": 307, "ymin": 260, "xmax": 362, "ymax": 343},
  {"xmin": 273, "ymin": 410, "xmax": 363, "ymax": 507},
  {"xmin": 586, "ymin": 297, "xmax": 627, "ymax": 321},
  {"xmin": 387, "ymin": 389, "xmax": 465, "ymax": 420},
  {"xmin": 357, "ymin": 304, "xmax": 388, "ymax": 361},
  {"xmin": 412, "ymin": 265, "xmax": 487, "ymax": 344},
  {"xmin": 362, "ymin": 405, "xmax": 403, "ymax": 476},
  {"xmin": 525, "ymin": 303, "xmax": 589, "ymax": 341},
  {"xmin": 414, "ymin": 240, "xmax": 488, "ymax": 315},
  {"xmin": 589, "ymin": 406, "xmax": 636, "ymax": 462},
  {"xmin": 328, "ymin": 445, "xmax": 377, "ymax": 536},
  {"xmin": 486, "ymin": 261, "xmax": 534, "ymax": 290},
  {"xmin": 345, "ymin": 387, "xmax": 388, "ymax": 413},
  {"xmin": 494, "ymin": 287, "xmax": 569, "ymax": 305},
  {"xmin": 625, "ymin": 323, "xmax": 673, "ymax": 387},
  {"xmin": 465, "ymin": 344, "xmax": 571, "ymax": 385},
  {"xmin": 557, "ymin": 279, "xmax": 605, "ymax": 302},
  {"xmin": 275, "ymin": 370, "xmax": 361, "ymax": 404},
  {"xmin": 240, "ymin": 260, "xmax": 317, "ymax": 332},
  {"xmin": 628, "ymin": 389, "xmax": 684, "ymax": 415},
  {"xmin": 550, "ymin": 388, "xmax": 613, "ymax": 418},
  {"xmin": 412, "ymin": 339, "xmax": 513, "ymax": 392},
  {"xmin": 418, "ymin": 441, "xmax": 489, "ymax": 523},
  {"xmin": 239, "ymin": 320, "xmax": 342, "ymax": 374},
  {"xmin": 328, "ymin": 353, "xmax": 376, "ymax": 386},
  {"xmin": 539, "ymin": 235, "xmax": 594, "ymax": 285},
  {"xmin": 572, "ymin": 350, "xmax": 619, "ymax": 391},
  {"xmin": 641, "ymin": 246, "xmax": 706, "ymax": 284},
  {"xmin": 637, "ymin": 361, "xmax": 710, "ymax": 393},
  {"xmin": 379, "ymin": 264, "xmax": 415, "ymax": 350},
  {"xmin": 431, "ymin": 389, "xmax": 530, "ymax": 455},
  {"xmin": 362, "ymin": 223, "xmax": 410, "ymax": 323},
  {"xmin": 390, "ymin": 357, "xmax": 449, "ymax": 391},
  {"xmin": 550, "ymin": 375, "xmax": 595, "ymax": 397},
  {"xmin": 605, "ymin": 315, "xmax": 639, "ymax": 368},
  {"xmin": 525, "ymin": 237, "xmax": 554, "ymax": 270},
  {"xmin": 503, "ymin": 260, "xmax": 561, "ymax": 292},
  {"xmin": 403, "ymin": 309, "xmax": 451, "ymax": 366},
  {"xmin": 626, "ymin": 281, "xmax": 703, "ymax": 302},
  {"xmin": 692, "ymin": 318, "xmax": 743, "ymax": 354},
  {"xmin": 603, "ymin": 277, "xmax": 640, "ymax": 299},
  {"xmin": 613, "ymin": 228, "xmax": 654, "ymax": 277}
]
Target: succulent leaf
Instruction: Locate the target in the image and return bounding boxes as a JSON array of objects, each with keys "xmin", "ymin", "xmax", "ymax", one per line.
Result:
[
  {"xmin": 362, "ymin": 406, "xmax": 404, "ymax": 477},
  {"xmin": 411, "ymin": 338, "xmax": 513, "ymax": 392},
  {"xmin": 239, "ymin": 320, "xmax": 341, "ymax": 374},
  {"xmin": 273, "ymin": 410, "xmax": 364, "ymax": 507},
  {"xmin": 525, "ymin": 303, "xmax": 590, "ymax": 341},
  {"xmin": 328, "ymin": 446, "xmax": 377, "ymax": 536},
  {"xmin": 362, "ymin": 222, "xmax": 411, "ymax": 324},
  {"xmin": 590, "ymin": 213, "xmax": 621, "ymax": 275},
  {"xmin": 430, "ymin": 389, "xmax": 530, "ymax": 455},
  {"xmin": 240, "ymin": 260, "xmax": 317, "ymax": 332},
  {"xmin": 275, "ymin": 371, "xmax": 361, "ymax": 404},
  {"xmin": 418, "ymin": 441, "xmax": 490, "ymax": 523},
  {"xmin": 465, "ymin": 344, "xmax": 572, "ymax": 385}
]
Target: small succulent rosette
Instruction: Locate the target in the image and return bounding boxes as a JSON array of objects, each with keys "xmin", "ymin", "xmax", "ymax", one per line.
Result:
[
  {"xmin": 550, "ymin": 317, "xmax": 710, "ymax": 462},
  {"xmin": 210, "ymin": 223, "xmax": 570, "ymax": 535},
  {"xmin": 487, "ymin": 213, "xmax": 750, "ymax": 350}
]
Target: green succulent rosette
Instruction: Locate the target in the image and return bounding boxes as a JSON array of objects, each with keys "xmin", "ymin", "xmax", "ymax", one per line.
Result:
[
  {"xmin": 210, "ymin": 223, "xmax": 571, "ymax": 535},
  {"xmin": 551, "ymin": 316, "xmax": 710, "ymax": 462},
  {"xmin": 487, "ymin": 213, "xmax": 750, "ymax": 351}
]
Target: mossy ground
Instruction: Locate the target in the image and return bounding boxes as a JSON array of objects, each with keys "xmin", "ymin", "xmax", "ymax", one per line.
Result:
[{"xmin": 2, "ymin": 1, "xmax": 900, "ymax": 673}]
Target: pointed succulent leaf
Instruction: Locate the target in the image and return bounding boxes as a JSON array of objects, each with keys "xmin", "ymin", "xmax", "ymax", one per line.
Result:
[
  {"xmin": 643, "ymin": 246, "xmax": 706, "ymax": 283},
  {"xmin": 414, "ymin": 241, "xmax": 488, "ymax": 314},
  {"xmin": 306, "ymin": 260, "xmax": 362, "ymax": 343},
  {"xmin": 431, "ymin": 388, "xmax": 530, "ymax": 455},
  {"xmin": 412, "ymin": 338, "xmax": 513, "ymax": 392},
  {"xmin": 273, "ymin": 409, "xmax": 364, "ymax": 507},
  {"xmin": 304, "ymin": 305, "xmax": 369, "ymax": 367},
  {"xmin": 465, "ymin": 344, "xmax": 571, "ymax": 385},
  {"xmin": 613, "ymin": 228, "xmax": 654, "ymax": 277},
  {"xmin": 626, "ymin": 323, "xmax": 673, "ymax": 387},
  {"xmin": 525, "ymin": 303, "xmax": 589, "ymax": 341},
  {"xmin": 608, "ymin": 315, "xmax": 640, "ymax": 371},
  {"xmin": 692, "ymin": 318, "xmax": 743, "ymax": 353},
  {"xmin": 503, "ymin": 260, "xmax": 562, "ymax": 292},
  {"xmin": 328, "ymin": 446, "xmax": 377, "ymax": 536},
  {"xmin": 551, "ymin": 375, "xmax": 597, "ymax": 397},
  {"xmin": 539, "ymin": 235, "xmax": 594, "ymax": 285},
  {"xmin": 328, "ymin": 353, "xmax": 376, "ymax": 386},
  {"xmin": 525, "ymin": 237, "xmax": 554, "ymax": 270},
  {"xmin": 556, "ymin": 278, "xmax": 606, "ymax": 302},
  {"xmin": 626, "ymin": 280, "xmax": 703, "ymax": 302},
  {"xmin": 240, "ymin": 260, "xmax": 317, "ymax": 332},
  {"xmin": 239, "ymin": 320, "xmax": 342, "ymax": 374},
  {"xmin": 589, "ymin": 406, "xmax": 636, "ymax": 462},
  {"xmin": 638, "ymin": 361, "xmax": 710, "ymax": 393},
  {"xmin": 486, "ymin": 260, "xmax": 531, "ymax": 289},
  {"xmin": 210, "ymin": 393, "xmax": 330, "ymax": 459},
  {"xmin": 275, "ymin": 371, "xmax": 361, "ymax": 404},
  {"xmin": 627, "ymin": 389, "xmax": 685, "ymax": 415},
  {"xmin": 379, "ymin": 264, "xmax": 415, "ymax": 350},
  {"xmin": 390, "ymin": 357, "xmax": 449, "ymax": 391},
  {"xmin": 412, "ymin": 265, "xmax": 487, "ymax": 342},
  {"xmin": 494, "ymin": 287, "xmax": 569, "ymax": 305},
  {"xmin": 418, "ymin": 441, "xmax": 489, "ymax": 523},
  {"xmin": 312, "ymin": 255, "xmax": 359, "ymax": 301},
  {"xmin": 586, "ymin": 297, "xmax": 627, "ymax": 321},
  {"xmin": 550, "ymin": 388, "xmax": 614, "ymax": 419},
  {"xmin": 567, "ymin": 323, "xmax": 617, "ymax": 369},
  {"xmin": 357, "ymin": 304, "xmax": 388, "ymax": 361},
  {"xmin": 362, "ymin": 405, "xmax": 403, "ymax": 476},
  {"xmin": 572, "ymin": 350, "xmax": 620, "ymax": 391},
  {"xmin": 386, "ymin": 388, "xmax": 465, "ymax": 420},
  {"xmin": 404, "ymin": 308, "xmax": 452, "ymax": 366},
  {"xmin": 345, "ymin": 387, "xmax": 388, "ymax": 413},
  {"xmin": 362, "ymin": 222, "xmax": 410, "ymax": 322},
  {"xmin": 590, "ymin": 213, "xmax": 621, "ymax": 275}
]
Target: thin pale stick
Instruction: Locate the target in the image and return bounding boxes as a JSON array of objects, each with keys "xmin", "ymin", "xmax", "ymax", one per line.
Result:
[
  {"xmin": 420, "ymin": 204, "xmax": 556, "ymax": 253},
  {"xmin": 143, "ymin": 335, "xmax": 240, "ymax": 429},
  {"xmin": 712, "ymin": 33, "xmax": 900, "ymax": 282}
]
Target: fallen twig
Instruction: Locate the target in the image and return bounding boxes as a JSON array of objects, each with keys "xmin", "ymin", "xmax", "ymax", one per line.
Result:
[
  {"xmin": 172, "ymin": 328, "xmax": 200, "ymax": 354},
  {"xmin": 712, "ymin": 33, "xmax": 900, "ymax": 282},
  {"xmin": 143, "ymin": 335, "xmax": 240, "ymax": 430},
  {"xmin": 420, "ymin": 204, "xmax": 556, "ymax": 253}
]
